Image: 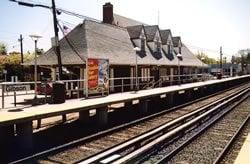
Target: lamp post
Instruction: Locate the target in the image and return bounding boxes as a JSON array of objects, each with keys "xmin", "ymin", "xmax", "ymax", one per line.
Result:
[
  {"xmin": 201, "ymin": 57, "xmax": 205, "ymax": 81},
  {"xmin": 133, "ymin": 47, "xmax": 141, "ymax": 92},
  {"xmin": 30, "ymin": 34, "xmax": 42, "ymax": 101},
  {"xmin": 176, "ymin": 53, "xmax": 182, "ymax": 85}
]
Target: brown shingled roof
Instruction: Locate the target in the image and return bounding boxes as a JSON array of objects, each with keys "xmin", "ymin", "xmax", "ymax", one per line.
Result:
[
  {"xmin": 144, "ymin": 25, "xmax": 159, "ymax": 42},
  {"xmin": 24, "ymin": 19, "xmax": 203, "ymax": 67},
  {"xmin": 160, "ymin": 29, "xmax": 172, "ymax": 45},
  {"xmin": 126, "ymin": 25, "xmax": 143, "ymax": 39},
  {"xmin": 172, "ymin": 36, "xmax": 182, "ymax": 47}
]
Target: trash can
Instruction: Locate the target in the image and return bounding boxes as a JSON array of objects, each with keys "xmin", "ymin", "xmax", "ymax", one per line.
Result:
[
  {"xmin": 217, "ymin": 73, "xmax": 222, "ymax": 79},
  {"xmin": 51, "ymin": 81, "xmax": 65, "ymax": 104}
]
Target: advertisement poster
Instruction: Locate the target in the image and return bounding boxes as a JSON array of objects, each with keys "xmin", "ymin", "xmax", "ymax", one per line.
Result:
[{"xmin": 88, "ymin": 58, "xmax": 109, "ymax": 94}]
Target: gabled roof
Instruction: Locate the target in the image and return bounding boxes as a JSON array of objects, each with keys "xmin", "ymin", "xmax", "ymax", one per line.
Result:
[
  {"xmin": 174, "ymin": 44, "xmax": 205, "ymax": 67},
  {"xmin": 160, "ymin": 30, "xmax": 172, "ymax": 45},
  {"xmin": 85, "ymin": 20, "xmax": 136, "ymax": 65},
  {"xmin": 162, "ymin": 46, "xmax": 175, "ymax": 61},
  {"xmin": 126, "ymin": 25, "xmax": 143, "ymax": 39},
  {"xmin": 144, "ymin": 25, "xmax": 159, "ymax": 42},
  {"xmin": 172, "ymin": 36, "xmax": 181, "ymax": 47},
  {"xmin": 24, "ymin": 23, "xmax": 87, "ymax": 66},
  {"xmin": 24, "ymin": 19, "xmax": 203, "ymax": 67}
]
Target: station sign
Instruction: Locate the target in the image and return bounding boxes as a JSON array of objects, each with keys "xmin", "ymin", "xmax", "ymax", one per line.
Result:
[{"xmin": 5, "ymin": 85, "xmax": 30, "ymax": 92}]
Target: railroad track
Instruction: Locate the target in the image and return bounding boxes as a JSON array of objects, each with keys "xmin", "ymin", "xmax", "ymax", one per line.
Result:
[
  {"xmin": 219, "ymin": 118, "xmax": 250, "ymax": 164},
  {"xmin": 214, "ymin": 116, "xmax": 249, "ymax": 164},
  {"xmin": 78, "ymin": 87, "xmax": 248, "ymax": 164},
  {"xmin": 165, "ymin": 97, "xmax": 250, "ymax": 164},
  {"xmin": 10, "ymin": 84, "xmax": 249, "ymax": 164}
]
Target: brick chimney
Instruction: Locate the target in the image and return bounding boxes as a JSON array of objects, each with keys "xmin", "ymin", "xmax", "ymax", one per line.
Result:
[{"xmin": 103, "ymin": 2, "xmax": 114, "ymax": 24}]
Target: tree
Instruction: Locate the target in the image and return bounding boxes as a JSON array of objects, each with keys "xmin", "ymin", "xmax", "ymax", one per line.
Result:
[
  {"xmin": 0, "ymin": 51, "xmax": 35, "ymax": 81},
  {"xmin": 0, "ymin": 42, "xmax": 7, "ymax": 55},
  {"xmin": 195, "ymin": 51, "xmax": 217, "ymax": 64},
  {"xmin": 0, "ymin": 55, "xmax": 8, "ymax": 69}
]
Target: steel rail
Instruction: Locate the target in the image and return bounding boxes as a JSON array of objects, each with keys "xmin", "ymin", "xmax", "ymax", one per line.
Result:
[
  {"xmin": 213, "ymin": 115, "xmax": 250, "ymax": 164},
  {"xmin": 77, "ymin": 87, "xmax": 249, "ymax": 164},
  {"xmin": 9, "ymin": 84, "xmax": 248, "ymax": 164},
  {"xmin": 111, "ymin": 89, "xmax": 249, "ymax": 164},
  {"xmin": 155, "ymin": 93, "xmax": 249, "ymax": 164}
]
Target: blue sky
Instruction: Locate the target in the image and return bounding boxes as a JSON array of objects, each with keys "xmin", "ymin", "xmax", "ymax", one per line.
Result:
[{"xmin": 0, "ymin": 0, "xmax": 249, "ymax": 60}]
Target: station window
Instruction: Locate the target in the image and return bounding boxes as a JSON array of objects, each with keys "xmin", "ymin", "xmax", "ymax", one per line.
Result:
[
  {"xmin": 141, "ymin": 68, "xmax": 150, "ymax": 82},
  {"xmin": 154, "ymin": 39, "xmax": 161, "ymax": 54},
  {"xmin": 141, "ymin": 37, "xmax": 146, "ymax": 52},
  {"xmin": 168, "ymin": 44, "xmax": 171, "ymax": 54}
]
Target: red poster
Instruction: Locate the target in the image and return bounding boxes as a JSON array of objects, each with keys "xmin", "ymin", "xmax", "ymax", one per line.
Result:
[{"xmin": 88, "ymin": 59, "xmax": 98, "ymax": 89}]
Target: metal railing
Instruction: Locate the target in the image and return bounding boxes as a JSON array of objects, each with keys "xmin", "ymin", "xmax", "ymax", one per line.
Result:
[
  {"xmin": 109, "ymin": 76, "xmax": 154, "ymax": 93},
  {"xmin": 1, "ymin": 81, "xmax": 40, "ymax": 109},
  {"xmin": 158, "ymin": 74, "xmax": 213, "ymax": 87},
  {"xmin": 63, "ymin": 79, "xmax": 85, "ymax": 98},
  {"xmin": 0, "ymin": 74, "xmax": 215, "ymax": 109},
  {"xmin": 0, "ymin": 80, "xmax": 86, "ymax": 109}
]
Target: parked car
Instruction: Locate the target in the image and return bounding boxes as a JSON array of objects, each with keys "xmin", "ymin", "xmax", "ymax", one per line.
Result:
[{"xmin": 37, "ymin": 83, "xmax": 53, "ymax": 95}]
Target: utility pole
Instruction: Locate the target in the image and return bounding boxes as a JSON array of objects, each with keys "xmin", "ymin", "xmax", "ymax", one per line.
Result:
[
  {"xmin": 18, "ymin": 34, "xmax": 24, "ymax": 81},
  {"xmin": 220, "ymin": 46, "xmax": 223, "ymax": 76},
  {"xmin": 52, "ymin": 0, "xmax": 63, "ymax": 80},
  {"xmin": 51, "ymin": 0, "xmax": 66, "ymax": 120}
]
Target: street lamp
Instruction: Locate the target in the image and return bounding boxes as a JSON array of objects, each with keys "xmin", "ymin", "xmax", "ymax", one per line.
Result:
[
  {"xmin": 176, "ymin": 53, "xmax": 182, "ymax": 85},
  {"xmin": 133, "ymin": 47, "xmax": 141, "ymax": 92},
  {"xmin": 30, "ymin": 34, "xmax": 42, "ymax": 101},
  {"xmin": 201, "ymin": 57, "xmax": 205, "ymax": 81}
]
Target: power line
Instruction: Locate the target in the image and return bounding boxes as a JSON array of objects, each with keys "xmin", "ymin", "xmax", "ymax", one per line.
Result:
[
  {"xmin": 58, "ymin": 19, "xmax": 78, "ymax": 28},
  {"xmin": 185, "ymin": 44, "xmax": 233, "ymax": 57},
  {"xmin": 57, "ymin": 8, "xmax": 101, "ymax": 22}
]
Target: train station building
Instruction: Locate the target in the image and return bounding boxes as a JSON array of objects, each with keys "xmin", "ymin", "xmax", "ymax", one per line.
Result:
[{"xmin": 24, "ymin": 3, "xmax": 205, "ymax": 91}]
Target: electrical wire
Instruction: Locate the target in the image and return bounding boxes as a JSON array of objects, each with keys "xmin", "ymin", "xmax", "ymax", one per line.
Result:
[
  {"xmin": 185, "ymin": 43, "xmax": 233, "ymax": 57},
  {"xmin": 57, "ymin": 8, "xmax": 101, "ymax": 23},
  {"xmin": 58, "ymin": 19, "xmax": 78, "ymax": 28}
]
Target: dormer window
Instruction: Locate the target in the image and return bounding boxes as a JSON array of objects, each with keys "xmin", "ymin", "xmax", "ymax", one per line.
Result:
[
  {"xmin": 154, "ymin": 38, "xmax": 161, "ymax": 54},
  {"xmin": 178, "ymin": 41, "xmax": 182, "ymax": 54},
  {"xmin": 140, "ymin": 35, "xmax": 146, "ymax": 53},
  {"xmin": 167, "ymin": 42, "xmax": 172, "ymax": 54},
  {"xmin": 156, "ymin": 41, "xmax": 161, "ymax": 53},
  {"xmin": 167, "ymin": 38, "xmax": 173, "ymax": 55}
]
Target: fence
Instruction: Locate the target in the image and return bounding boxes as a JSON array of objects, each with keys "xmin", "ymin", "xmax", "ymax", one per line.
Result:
[
  {"xmin": 152, "ymin": 74, "xmax": 214, "ymax": 88},
  {"xmin": 0, "ymin": 74, "xmax": 215, "ymax": 109},
  {"xmin": 109, "ymin": 76, "xmax": 154, "ymax": 93}
]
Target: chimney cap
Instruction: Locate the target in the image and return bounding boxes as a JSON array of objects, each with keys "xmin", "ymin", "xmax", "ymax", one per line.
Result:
[{"xmin": 104, "ymin": 2, "xmax": 113, "ymax": 6}]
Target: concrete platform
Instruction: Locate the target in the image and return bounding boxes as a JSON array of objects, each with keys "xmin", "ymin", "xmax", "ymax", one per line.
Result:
[
  {"xmin": 0, "ymin": 75, "xmax": 249, "ymax": 153},
  {"xmin": 0, "ymin": 75, "xmax": 249, "ymax": 126},
  {"xmin": 234, "ymin": 132, "xmax": 250, "ymax": 164}
]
